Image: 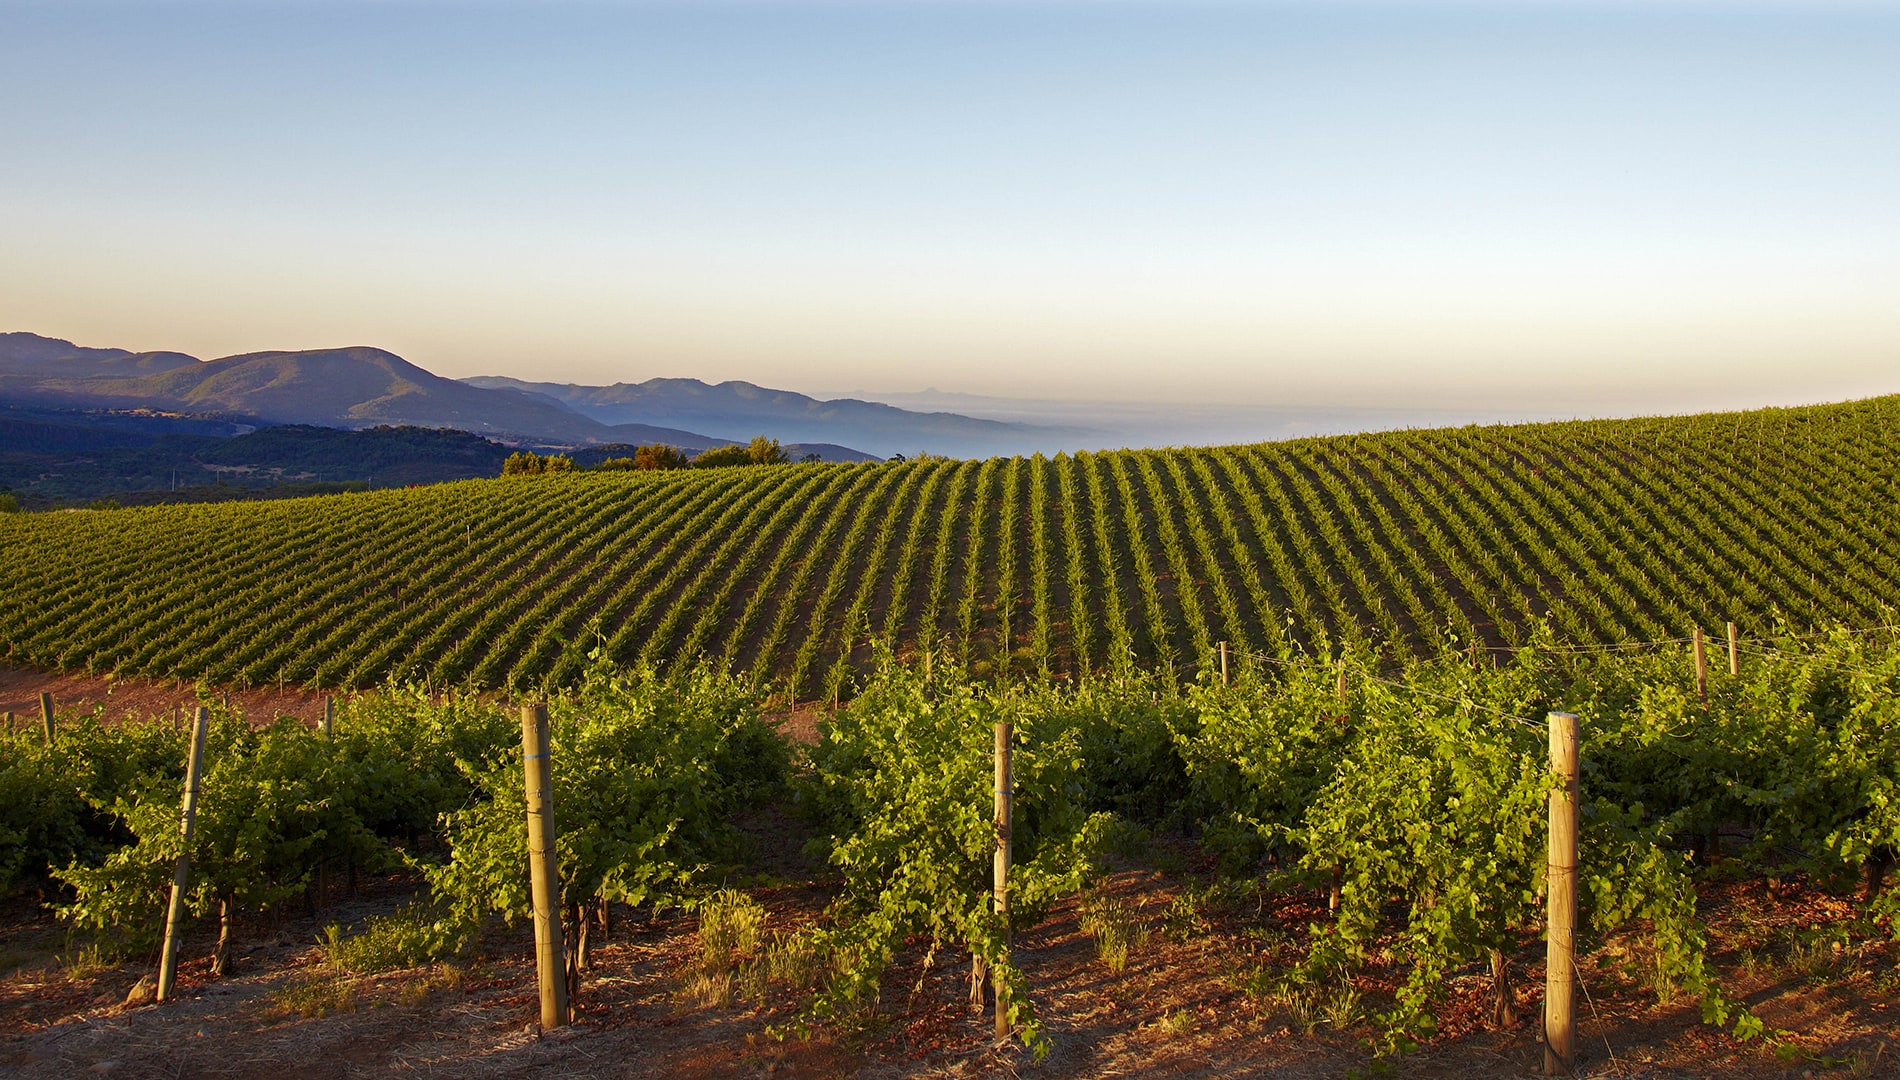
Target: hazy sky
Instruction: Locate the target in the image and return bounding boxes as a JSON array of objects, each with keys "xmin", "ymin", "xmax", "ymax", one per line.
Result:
[{"xmin": 3, "ymin": 1, "xmax": 1897, "ymax": 411}]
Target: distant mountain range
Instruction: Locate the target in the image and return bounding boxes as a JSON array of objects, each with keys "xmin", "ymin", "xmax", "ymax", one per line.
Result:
[
  {"xmin": 461, "ymin": 375, "xmax": 1084, "ymax": 458},
  {"xmin": 0, "ymin": 333, "xmax": 714, "ymax": 448},
  {"xmin": 0, "ymin": 332, "xmax": 1070, "ymax": 458}
]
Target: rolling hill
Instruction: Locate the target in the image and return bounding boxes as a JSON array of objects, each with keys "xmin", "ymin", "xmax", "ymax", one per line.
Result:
[
  {"xmin": 0, "ymin": 422, "xmax": 518, "ymax": 507},
  {"xmin": 3, "ymin": 395, "xmax": 1896, "ymax": 696},
  {"xmin": 0, "ymin": 410, "xmax": 881, "ymax": 508}
]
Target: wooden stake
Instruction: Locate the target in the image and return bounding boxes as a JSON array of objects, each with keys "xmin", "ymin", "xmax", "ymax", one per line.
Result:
[
  {"xmin": 320, "ymin": 696, "xmax": 334, "ymax": 740},
  {"xmin": 3, "ymin": 711, "xmax": 12, "ymax": 732},
  {"xmin": 993, "ymin": 718, "xmax": 1012, "ymax": 1043},
  {"xmin": 212, "ymin": 897, "xmax": 235, "ymax": 977},
  {"xmin": 1218, "ymin": 641, "xmax": 1229, "ymax": 686},
  {"xmin": 1543, "ymin": 711, "xmax": 1579, "ymax": 1076},
  {"xmin": 1693, "ymin": 627, "xmax": 1708, "ymax": 702},
  {"xmin": 157, "ymin": 707, "xmax": 209, "ymax": 1003},
  {"xmin": 521, "ymin": 705, "xmax": 570, "ymax": 1029},
  {"xmin": 1727, "ymin": 622, "xmax": 1739, "ymax": 677},
  {"xmin": 1336, "ymin": 662, "xmax": 1348, "ymax": 703},
  {"xmin": 39, "ymin": 692, "xmax": 54, "ymax": 746}
]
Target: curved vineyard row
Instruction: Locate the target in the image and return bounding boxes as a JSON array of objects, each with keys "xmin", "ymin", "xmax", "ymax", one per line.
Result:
[{"xmin": 4, "ymin": 396, "xmax": 1900, "ymax": 692}]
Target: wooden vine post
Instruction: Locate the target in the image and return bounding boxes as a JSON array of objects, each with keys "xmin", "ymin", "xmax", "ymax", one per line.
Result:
[
  {"xmin": 157, "ymin": 706, "xmax": 210, "ymax": 1003},
  {"xmin": 1330, "ymin": 661, "xmax": 1349, "ymax": 909},
  {"xmin": 320, "ymin": 696, "xmax": 334, "ymax": 739},
  {"xmin": 521, "ymin": 704, "xmax": 570, "ymax": 1030},
  {"xmin": 1727, "ymin": 621, "xmax": 1740, "ymax": 677},
  {"xmin": 993, "ymin": 717, "xmax": 1012, "ymax": 1042},
  {"xmin": 39, "ymin": 692, "xmax": 54, "ymax": 746},
  {"xmin": 1218, "ymin": 641, "xmax": 1229, "ymax": 686},
  {"xmin": 1692, "ymin": 628, "xmax": 1708, "ymax": 702},
  {"xmin": 1543, "ymin": 711, "xmax": 1580, "ymax": 1076}
]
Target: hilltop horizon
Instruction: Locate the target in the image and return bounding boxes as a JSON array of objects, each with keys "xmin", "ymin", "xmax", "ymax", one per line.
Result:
[{"xmin": 9, "ymin": 328, "xmax": 1897, "ymax": 458}]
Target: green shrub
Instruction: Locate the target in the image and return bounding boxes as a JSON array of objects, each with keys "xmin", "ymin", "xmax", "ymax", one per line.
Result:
[
  {"xmin": 322, "ymin": 901, "xmax": 473, "ymax": 975},
  {"xmin": 423, "ymin": 660, "xmax": 787, "ymax": 991},
  {"xmin": 0, "ymin": 714, "xmax": 186, "ymax": 893},
  {"xmin": 56, "ymin": 713, "xmax": 344, "ymax": 968}
]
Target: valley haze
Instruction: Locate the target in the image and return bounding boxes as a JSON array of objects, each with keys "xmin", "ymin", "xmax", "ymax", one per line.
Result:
[{"xmin": 2, "ymin": 330, "xmax": 1695, "ymax": 462}]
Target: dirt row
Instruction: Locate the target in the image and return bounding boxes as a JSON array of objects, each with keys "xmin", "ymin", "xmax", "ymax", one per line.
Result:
[
  {"xmin": 0, "ymin": 665, "xmax": 829, "ymax": 745},
  {"xmin": 3, "ymin": 847, "xmax": 1894, "ymax": 1079},
  {"xmin": 0, "ymin": 665, "xmax": 329, "ymax": 730}
]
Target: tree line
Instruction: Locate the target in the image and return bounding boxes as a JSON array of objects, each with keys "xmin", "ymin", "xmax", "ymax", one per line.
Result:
[{"xmin": 502, "ymin": 436, "xmax": 792, "ymax": 477}]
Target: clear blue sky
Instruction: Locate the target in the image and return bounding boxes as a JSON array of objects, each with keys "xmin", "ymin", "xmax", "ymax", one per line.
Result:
[{"xmin": 2, "ymin": 1, "xmax": 1896, "ymax": 411}]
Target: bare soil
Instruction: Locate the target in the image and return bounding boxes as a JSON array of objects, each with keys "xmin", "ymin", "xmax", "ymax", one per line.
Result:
[
  {"xmin": 0, "ymin": 666, "xmax": 329, "ymax": 730},
  {"xmin": 3, "ymin": 839, "xmax": 1893, "ymax": 1080},
  {"xmin": 1, "ymin": 666, "xmax": 831, "ymax": 747}
]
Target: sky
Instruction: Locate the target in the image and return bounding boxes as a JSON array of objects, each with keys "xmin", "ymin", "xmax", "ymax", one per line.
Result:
[{"xmin": 2, "ymin": 0, "xmax": 1897, "ymax": 416}]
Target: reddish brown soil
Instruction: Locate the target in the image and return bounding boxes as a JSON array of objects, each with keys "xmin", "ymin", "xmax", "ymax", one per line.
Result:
[
  {"xmin": 1, "ymin": 665, "xmax": 826, "ymax": 744},
  {"xmin": 0, "ymin": 665, "xmax": 329, "ymax": 730},
  {"xmin": 763, "ymin": 705, "xmax": 827, "ymax": 746},
  {"xmin": 4, "ymin": 842, "xmax": 1893, "ymax": 1079}
]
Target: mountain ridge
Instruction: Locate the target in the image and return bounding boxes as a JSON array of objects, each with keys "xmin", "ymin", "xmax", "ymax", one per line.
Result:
[
  {"xmin": 462, "ymin": 374, "xmax": 1084, "ymax": 457},
  {"xmin": 0, "ymin": 332, "xmax": 1056, "ymax": 456},
  {"xmin": 1, "ymin": 339, "xmax": 629, "ymax": 443}
]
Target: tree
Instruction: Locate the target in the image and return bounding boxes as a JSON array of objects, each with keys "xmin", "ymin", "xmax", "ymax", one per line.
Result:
[
  {"xmin": 631, "ymin": 444, "xmax": 690, "ymax": 471},
  {"xmin": 502, "ymin": 452, "xmax": 576, "ymax": 476},
  {"xmin": 693, "ymin": 444, "xmax": 752, "ymax": 468},
  {"xmin": 697, "ymin": 437, "xmax": 788, "ymax": 468},
  {"xmin": 746, "ymin": 436, "xmax": 788, "ymax": 465}
]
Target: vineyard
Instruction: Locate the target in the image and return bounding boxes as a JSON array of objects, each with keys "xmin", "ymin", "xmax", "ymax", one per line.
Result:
[
  {"xmin": 5, "ymin": 397, "xmax": 1900, "ymax": 1072},
  {"xmin": 4, "ymin": 396, "xmax": 1900, "ymax": 698},
  {"xmin": 2, "ymin": 639, "xmax": 1897, "ymax": 1072}
]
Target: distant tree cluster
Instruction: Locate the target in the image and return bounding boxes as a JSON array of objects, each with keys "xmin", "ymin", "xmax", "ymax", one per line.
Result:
[
  {"xmin": 502, "ymin": 437, "xmax": 795, "ymax": 478},
  {"xmin": 638, "ymin": 444, "xmax": 693, "ymax": 470},
  {"xmin": 693, "ymin": 436, "xmax": 790, "ymax": 469},
  {"xmin": 501, "ymin": 451, "xmax": 576, "ymax": 476},
  {"xmin": 592, "ymin": 444, "xmax": 694, "ymax": 471}
]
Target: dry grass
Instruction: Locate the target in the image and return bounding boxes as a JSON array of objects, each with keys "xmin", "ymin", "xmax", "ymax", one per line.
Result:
[{"xmin": 676, "ymin": 888, "xmax": 768, "ymax": 1007}]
